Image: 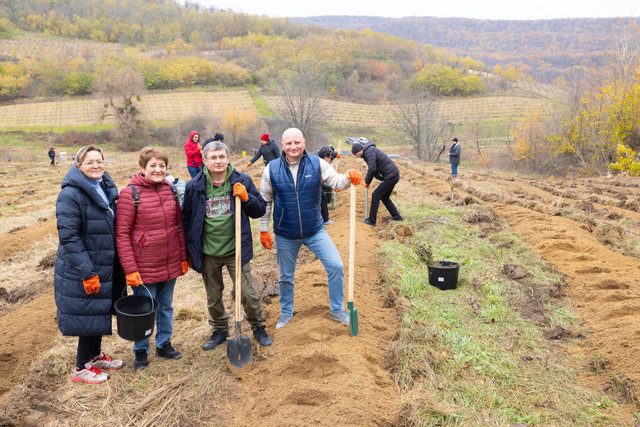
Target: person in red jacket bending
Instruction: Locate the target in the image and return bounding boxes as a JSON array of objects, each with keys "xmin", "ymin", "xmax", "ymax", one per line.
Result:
[
  {"xmin": 184, "ymin": 131, "xmax": 202, "ymax": 178},
  {"xmin": 115, "ymin": 147, "xmax": 189, "ymax": 371}
]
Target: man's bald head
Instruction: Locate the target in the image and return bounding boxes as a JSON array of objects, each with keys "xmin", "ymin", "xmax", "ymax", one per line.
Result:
[
  {"xmin": 281, "ymin": 128, "xmax": 306, "ymax": 163},
  {"xmin": 282, "ymin": 128, "xmax": 304, "ymax": 141}
]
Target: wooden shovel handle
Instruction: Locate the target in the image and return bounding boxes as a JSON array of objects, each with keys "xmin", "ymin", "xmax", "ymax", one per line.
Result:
[
  {"xmin": 348, "ymin": 184, "xmax": 356, "ymax": 303},
  {"xmin": 235, "ymin": 196, "xmax": 242, "ymax": 322}
]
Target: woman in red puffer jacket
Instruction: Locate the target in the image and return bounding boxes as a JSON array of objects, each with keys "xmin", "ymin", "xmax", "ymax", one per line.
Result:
[
  {"xmin": 184, "ymin": 131, "xmax": 202, "ymax": 178},
  {"xmin": 115, "ymin": 147, "xmax": 188, "ymax": 371}
]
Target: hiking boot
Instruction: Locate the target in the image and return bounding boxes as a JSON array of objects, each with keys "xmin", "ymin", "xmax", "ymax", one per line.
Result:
[
  {"xmin": 330, "ymin": 310, "xmax": 350, "ymax": 326},
  {"xmin": 202, "ymin": 330, "xmax": 228, "ymax": 351},
  {"xmin": 134, "ymin": 350, "xmax": 148, "ymax": 371},
  {"xmin": 361, "ymin": 218, "xmax": 375, "ymax": 226},
  {"xmin": 253, "ymin": 326, "xmax": 273, "ymax": 346},
  {"xmin": 156, "ymin": 341, "xmax": 182, "ymax": 360},
  {"xmin": 72, "ymin": 364, "xmax": 109, "ymax": 384},
  {"xmin": 276, "ymin": 313, "xmax": 293, "ymax": 329},
  {"xmin": 391, "ymin": 215, "xmax": 403, "ymax": 221},
  {"xmin": 89, "ymin": 352, "xmax": 124, "ymax": 370}
]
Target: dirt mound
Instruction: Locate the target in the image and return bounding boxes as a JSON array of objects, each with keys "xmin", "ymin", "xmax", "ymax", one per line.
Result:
[{"xmin": 0, "ymin": 220, "xmax": 57, "ymax": 261}]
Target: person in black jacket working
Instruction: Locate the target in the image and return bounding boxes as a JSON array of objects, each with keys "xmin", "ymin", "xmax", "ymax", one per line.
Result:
[
  {"xmin": 352, "ymin": 139, "xmax": 403, "ymax": 226},
  {"xmin": 247, "ymin": 134, "xmax": 280, "ymax": 167},
  {"xmin": 48, "ymin": 147, "xmax": 55, "ymax": 166}
]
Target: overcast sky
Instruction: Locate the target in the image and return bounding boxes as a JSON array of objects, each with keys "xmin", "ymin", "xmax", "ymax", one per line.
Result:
[{"xmin": 190, "ymin": 0, "xmax": 637, "ymax": 20}]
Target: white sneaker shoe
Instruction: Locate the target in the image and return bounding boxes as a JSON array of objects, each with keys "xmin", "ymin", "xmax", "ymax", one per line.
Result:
[
  {"xmin": 72, "ymin": 364, "xmax": 110, "ymax": 384},
  {"xmin": 276, "ymin": 314, "xmax": 293, "ymax": 329},
  {"xmin": 89, "ymin": 352, "xmax": 124, "ymax": 370},
  {"xmin": 324, "ymin": 220, "xmax": 334, "ymax": 225}
]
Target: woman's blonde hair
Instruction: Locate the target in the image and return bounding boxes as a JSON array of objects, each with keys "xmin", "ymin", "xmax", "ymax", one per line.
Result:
[
  {"xmin": 75, "ymin": 145, "xmax": 104, "ymax": 165},
  {"xmin": 138, "ymin": 147, "xmax": 169, "ymax": 168}
]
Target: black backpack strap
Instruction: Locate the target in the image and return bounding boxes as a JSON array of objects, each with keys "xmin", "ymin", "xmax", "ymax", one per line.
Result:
[{"xmin": 128, "ymin": 185, "xmax": 140, "ymax": 211}]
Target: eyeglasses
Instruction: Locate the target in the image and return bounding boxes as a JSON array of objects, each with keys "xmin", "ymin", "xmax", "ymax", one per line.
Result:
[{"xmin": 81, "ymin": 160, "xmax": 106, "ymax": 167}]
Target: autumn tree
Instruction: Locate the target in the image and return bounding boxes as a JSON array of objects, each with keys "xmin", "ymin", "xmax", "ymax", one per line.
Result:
[
  {"xmin": 94, "ymin": 64, "xmax": 147, "ymax": 146},
  {"xmin": 221, "ymin": 108, "xmax": 260, "ymax": 151},
  {"xmin": 276, "ymin": 62, "xmax": 328, "ymax": 138},
  {"xmin": 393, "ymin": 93, "xmax": 451, "ymax": 161}
]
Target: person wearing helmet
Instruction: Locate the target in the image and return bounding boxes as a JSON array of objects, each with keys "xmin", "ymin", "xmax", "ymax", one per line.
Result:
[{"xmin": 351, "ymin": 138, "xmax": 402, "ymax": 226}]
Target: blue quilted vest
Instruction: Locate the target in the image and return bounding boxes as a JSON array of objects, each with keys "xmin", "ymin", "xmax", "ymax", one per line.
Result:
[{"xmin": 270, "ymin": 152, "xmax": 323, "ymax": 239}]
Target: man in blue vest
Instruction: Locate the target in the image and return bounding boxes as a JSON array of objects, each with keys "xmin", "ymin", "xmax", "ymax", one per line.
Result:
[{"xmin": 259, "ymin": 128, "xmax": 362, "ymax": 329}]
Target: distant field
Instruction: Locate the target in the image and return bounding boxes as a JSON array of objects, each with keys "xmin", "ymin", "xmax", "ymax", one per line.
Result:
[
  {"xmin": 268, "ymin": 95, "xmax": 566, "ymax": 126},
  {"xmin": 0, "ymin": 90, "xmax": 565, "ymax": 129},
  {"xmin": 0, "ymin": 35, "xmax": 124, "ymax": 60},
  {"xmin": 0, "ymin": 90, "xmax": 258, "ymax": 128}
]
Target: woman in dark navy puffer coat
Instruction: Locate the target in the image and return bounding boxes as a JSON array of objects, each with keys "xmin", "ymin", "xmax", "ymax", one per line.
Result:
[{"xmin": 55, "ymin": 145, "xmax": 125, "ymax": 384}]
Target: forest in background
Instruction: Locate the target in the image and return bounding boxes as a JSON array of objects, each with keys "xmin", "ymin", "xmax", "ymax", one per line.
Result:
[{"xmin": 293, "ymin": 16, "xmax": 640, "ymax": 83}]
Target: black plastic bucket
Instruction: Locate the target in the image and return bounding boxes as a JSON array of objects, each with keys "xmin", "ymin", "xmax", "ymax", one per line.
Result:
[
  {"xmin": 428, "ymin": 260, "xmax": 460, "ymax": 290},
  {"xmin": 114, "ymin": 285, "xmax": 158, "ymax": 341}
]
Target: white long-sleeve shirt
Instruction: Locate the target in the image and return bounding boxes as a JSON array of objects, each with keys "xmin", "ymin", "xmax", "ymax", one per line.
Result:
[{"xmin": 259, "ymin": 156, "xmax": 352, "ymax": 232}]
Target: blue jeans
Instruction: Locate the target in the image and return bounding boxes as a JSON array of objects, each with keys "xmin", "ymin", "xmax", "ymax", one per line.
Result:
[
  {"xmin": 451, "ymin": 163, "xmax": 458, "ymax": 177},
  {"xmin": 187, "ymin": 166, "xmax": 200, "ymax": 178},
  {"xmin": 275, "ymin": 228, "xmax": 345, "ymax": 315},
  {"xmin": 132, "ymin": 279, "xmax": 176, "ymax": 353}
]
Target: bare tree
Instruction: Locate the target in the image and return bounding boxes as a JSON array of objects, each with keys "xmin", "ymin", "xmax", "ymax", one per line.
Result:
[
  {"xmin": 276, "ymin": 64, "xmax": 328, "ymax": 138},
  {"xmin": 393, "ymin": 93, "xmax": 451, "ymax": 161},
  {"xmin": 94, "ymin": 64, "xmax": 146, "ymax": 136}
]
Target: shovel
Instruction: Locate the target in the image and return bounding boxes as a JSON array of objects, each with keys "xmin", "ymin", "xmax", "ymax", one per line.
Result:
[
  {"xmin": 227, "ymin": 196, "xmax": 252, "ymax": 374},
  {"xmin": 348, "ymin": 184, "xmax": 358, "ymax": 336}
]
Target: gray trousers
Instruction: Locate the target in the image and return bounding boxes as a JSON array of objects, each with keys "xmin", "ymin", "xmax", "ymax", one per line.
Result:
[{"xmin": 201, "ymin": 254, "xmax": 265, "ymax": 331}]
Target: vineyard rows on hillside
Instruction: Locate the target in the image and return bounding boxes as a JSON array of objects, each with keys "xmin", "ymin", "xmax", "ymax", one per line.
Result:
[
  {"xmin": 0, "ymin": 91, "xmax": 258, "ymax": 128},
  {"xmin": 0, "ymin": 35, "xmax": 124, "ymax": 60}
]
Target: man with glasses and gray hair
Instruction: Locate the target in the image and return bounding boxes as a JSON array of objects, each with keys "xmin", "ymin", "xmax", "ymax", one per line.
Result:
[{"xmin": 181, "ymin": 141, "xmax": 273, "ymax": 351}]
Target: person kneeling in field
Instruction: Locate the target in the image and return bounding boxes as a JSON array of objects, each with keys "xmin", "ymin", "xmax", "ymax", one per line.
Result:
[
  {"xmin": 182, "ymin": 141, "xmax": 273, "ymax": 350},
  {"xmin": 259, "ymin": 128, "xmax": 362, "ymax": 329}
]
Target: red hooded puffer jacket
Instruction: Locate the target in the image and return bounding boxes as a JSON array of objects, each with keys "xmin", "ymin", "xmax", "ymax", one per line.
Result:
[
  {"xmin": 115, "ymin": 173, "xmax": 187, "ymax": 284},
  {"xmin": 184, "ymin": 131, "xmax": 202, "ymax": 168}
]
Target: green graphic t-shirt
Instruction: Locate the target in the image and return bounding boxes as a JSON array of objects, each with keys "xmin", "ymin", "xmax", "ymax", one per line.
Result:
[{"xmin": 202, "ymin": 163, "xmax": 235, "ymax": 257}]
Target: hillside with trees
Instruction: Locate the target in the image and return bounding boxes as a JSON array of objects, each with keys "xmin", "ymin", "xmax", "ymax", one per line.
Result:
[
  {"xmin": 0, "ymin": 0, "xmax": 491, "ymax": 104},
  {"xmin": 292, "ymin": 16, "xmax": 640, "ymax": 83}
]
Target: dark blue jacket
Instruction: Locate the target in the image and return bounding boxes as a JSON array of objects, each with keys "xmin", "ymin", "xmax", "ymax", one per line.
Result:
[
  {"xmin": 270, "ymin": 152, "xmax": 322, "ymax": 239},
  {"xmin": 449, "ymin": 143, "xmax": 461, "ymax": 165},
  {"xmin": 54, "ymin": 165, "xmax": 119, "ymax": 337},
  {"xmin": 361, "ymin": 142, "xmax": 399, "ymax": 185},
  {"xmin": 182, "ymin": 168, "xmax": 265, "ymax": 273}
]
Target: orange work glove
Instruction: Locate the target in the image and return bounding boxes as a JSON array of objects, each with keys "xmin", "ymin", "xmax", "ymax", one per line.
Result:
[
  {"xmin": 187, "ymin": 257, "xmax": 193, "ymax": 268},
  {"xmin": 363, "ymin": 183, "xmax": 370, "ymax": 188},
  {"xmin": 246, "ymin": 162, "xmax": 252, "ymax": 167},
  {"xmin": 336, "ymin": 153, "xmax": 342, "ymax": 158},
  {"xmin": 345, "ymin": 169, "xmax": 362, "ymax": 185},
  {"xmin": 83, "ymin": 275, "xmax": 101, "ymax": 295},
  {"xmin": 181, "ymin": 261, "xmax": 189, "ymax": 275},
  {"xmin": 260, "ymin": 231, "xmax": 273, "ymax": 250},
  {"xmin": 334, "ymin": 189, "xmax": 341, "ymax": 193},
  {"xmin": 126, "ymin": 271, "xmax": 143, "ymax": 287},
  {"xmin": 233, "ymin": 183, "xmax": 248, "ymax": 202}
]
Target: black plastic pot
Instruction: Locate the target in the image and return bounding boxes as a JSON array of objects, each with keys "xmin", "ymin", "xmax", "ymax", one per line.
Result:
[
  {"xmin": 114, "ymin": 285, "xmax": 158, "ymax": 341},
  {"xmin": 428, "ymin": 260, "xmax": 460, "ymax": 290}
]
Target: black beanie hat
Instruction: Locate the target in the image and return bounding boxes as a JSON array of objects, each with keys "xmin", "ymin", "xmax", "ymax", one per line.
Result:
[
  {"xmin": 214, "ymin": 133, "xmax": 224, "ymax": 141},
  {"xmin": 452, "ymin": 137, "xmax": 458, "ymax": 142},
  {"xmin": 351, "ymin": 143, "xmax": 363, "ymax": 155}
]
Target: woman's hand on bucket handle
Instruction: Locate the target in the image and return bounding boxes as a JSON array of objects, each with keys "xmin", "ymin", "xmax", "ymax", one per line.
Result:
[
  {"xmin": 125, "ymin": 271, "xmax": 143, "ymax": 287},
  {"xmin": 83, "ymin": 275, "xmax": 101, "ymax": 294},
  {"xmin": 181, "ymin": 261, "xmax": 189, "ymax": 275}
]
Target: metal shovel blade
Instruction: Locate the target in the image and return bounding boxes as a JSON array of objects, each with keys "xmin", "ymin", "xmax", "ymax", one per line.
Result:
[
  {"xmin": 227, "ymin": 321, "xmax": 252, "ymax": 375},
  {"xmin": 348, "ymin": 301, "xmax": 358, "ymax": 337}
]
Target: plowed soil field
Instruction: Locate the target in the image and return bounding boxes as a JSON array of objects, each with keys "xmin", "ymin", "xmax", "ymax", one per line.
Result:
[{"xmin": 1, "ymin": 153, "xmax": 640, "ymax": 425}]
